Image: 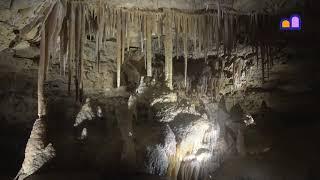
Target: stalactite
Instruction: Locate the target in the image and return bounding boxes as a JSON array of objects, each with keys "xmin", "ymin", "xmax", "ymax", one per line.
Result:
[
  {"xmin": 95, "ymin": 1, "xmax": 103, "ymax": 72},
  {"xmin": 192, "ymin": 16, "xmax": 196, "ymax": 54},
  {"xmin": 139, "ymin": 13, "xmax": 144, "ymax": 54},
  {"xmin": 164, "ymin": 9, "xmax": 173, "ymax": 90},
  {"xmin": 235, "ymin": 15, "xmax": 240, "ymax": 51},
  {"xmin": 68, "ymin": 2, "xmax": 76, "ymax": 94},
  {"xmin": 183, "ymin": 16, "xmax": 188, "ymax": 89},
  {"xmin": 37, "ymin": 0, "xmax": 66, "ymax": 81},
  {"xmin": 175, "ymin": 15, "xmax": 178, "ymax": 58},
  {"xmin": 121, "ymin": 10, "xmax": 126, "ymax": 64},
  {"xmin": 146, "ymin": 15, "xmax": 152, "ymax": 77},
  {"xmin": 111, "ymin": 8, "xmax": 115, "ymax": 37},
  {"xmin": 232, "ymin": 60, "xmax": 235, "ymax": 87},
  {"xmin": 87, "ymin": 8, "xmax": 91, "ymax": 36},
  {"xmin": 80, "ymin": 4, "xmax": 85, "ymax": 102},
  {"xmin": 211, "ymin": 15, "xmax": 216, "ymax": 55},
  {"xmin": 156, "ymin": 14, "xmax": 161, "ymax": 50},
  {"xmin": 223, "ymin": 13, "xmax": 229, "ymax": 55},
  {"xmin": 67, "ymin": 19, "xmax": 72, "ymax": 95},
  {"xmin": 103, "ymin": 6, "xmax": 108, "ymax": 43},
  {"xmin": 38, "ymin": 26, "xmax": 48, "ymax": 118},
  {"xmin": 217, "ymin": 0, "xmax": 221, "ymax": 28},
  {"xmin": 116, "ymin": 9, "xmax": 122, "ymax": 88},
  {"xmin": 204, "ymin": 15, "xmax": 208, "ymax": 63},
  {"xmin": 187, "ymin": 15, "xmax": 191, "ymax": 41},
  {"xmin": 261, "ymin": 43, "xmax": 265, "ymax": 84},
  {"xmin": 266, "ymin": 44, "xmax": 270, "ymax": 79},
  {"xmin": 195, "ymin": 15, "xmax": 201, "ymax": 53},
  {"xmin": 74, "ymin": 3, "xmax": 85, "ymax": 102},
  {"xmin": 106, "ymin": 7, "xmax": 111, "ymax": 37},
  {"xmin": 268, "ymin": 45, "xmax": 273, "ymax": 67},
  {"xmin": 229, "ymin": 14, "xmax": 234, "ymax": 55},
  {"xmin": 48, "ymin": 2, "xmax": 65, "ymax": 63},
  {"xmin": 215, "ymin": 15, "xmax": 221, "ymax": 56},
  {"xmin": 143, "ymin": 14, "xmax": 147, "ymax": 68},
  {"xmin": 59, "ymin": 18, "xmax": 68, "ymax": 76},
  {"xmin": 255, "ymin": 43, "xmax": 259, "ymax": 67},
  {"xmin": 75, "ymin": 3, "xmax": 80, "ymax": 101},
  {"xmin": 198, "ymin": 16, "xmax": 203, "ymax": 55},
  {"xmin": 126, "ymin": 11, "xmax": 130, "ymax": 52}
]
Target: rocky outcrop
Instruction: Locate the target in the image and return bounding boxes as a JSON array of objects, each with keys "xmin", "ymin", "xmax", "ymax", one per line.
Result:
[
  {"xmin": 143, "ymin": 124, "xmax": 176, "ymax": 175},
  {"xmin": 19, "ymin": 77, "xmax": 246, "ymax": 179},
  {"xmin": 14, "ymin": 118, "xmax": 55, "ymax": 180},
  {"xmin": 129, "ymin": 79, "xmax": 246, "ymax": 179}
]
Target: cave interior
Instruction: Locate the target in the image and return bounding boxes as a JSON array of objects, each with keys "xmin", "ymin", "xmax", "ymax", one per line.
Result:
[{"xmin": 0, "ymin": 0, "xmax": 320, "ymax": 180}]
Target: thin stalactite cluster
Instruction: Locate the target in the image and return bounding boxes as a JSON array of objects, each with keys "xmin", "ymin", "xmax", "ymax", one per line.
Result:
[{"xmin": 35, "ymin": 0, "xmax": 277, "ymax": 98}]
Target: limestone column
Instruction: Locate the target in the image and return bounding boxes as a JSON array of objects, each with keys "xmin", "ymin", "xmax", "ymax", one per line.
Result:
[{"xmin": 15, "ymin": 24, "xmax": 55, "ymax": 180}]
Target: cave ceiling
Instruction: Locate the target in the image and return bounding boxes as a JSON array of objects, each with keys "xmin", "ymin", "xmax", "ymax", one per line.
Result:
[{"xmin": 2, "ymin": 0, "xmax": 301, "ymax": 12}]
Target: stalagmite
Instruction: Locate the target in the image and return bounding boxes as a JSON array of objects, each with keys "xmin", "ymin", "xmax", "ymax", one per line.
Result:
[
  {"xmin": 164, "ymin": 9, "xmax": 173, "ymax": 90},
  {"xmin": 146, "ymin": 15, "xmax": 152, "ymax": 77}
]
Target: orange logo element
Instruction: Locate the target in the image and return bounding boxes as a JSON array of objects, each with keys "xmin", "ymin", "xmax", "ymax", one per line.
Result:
[{"xmin": 281, "ymin": 20, "xmax": 290, "ymax": 28}]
